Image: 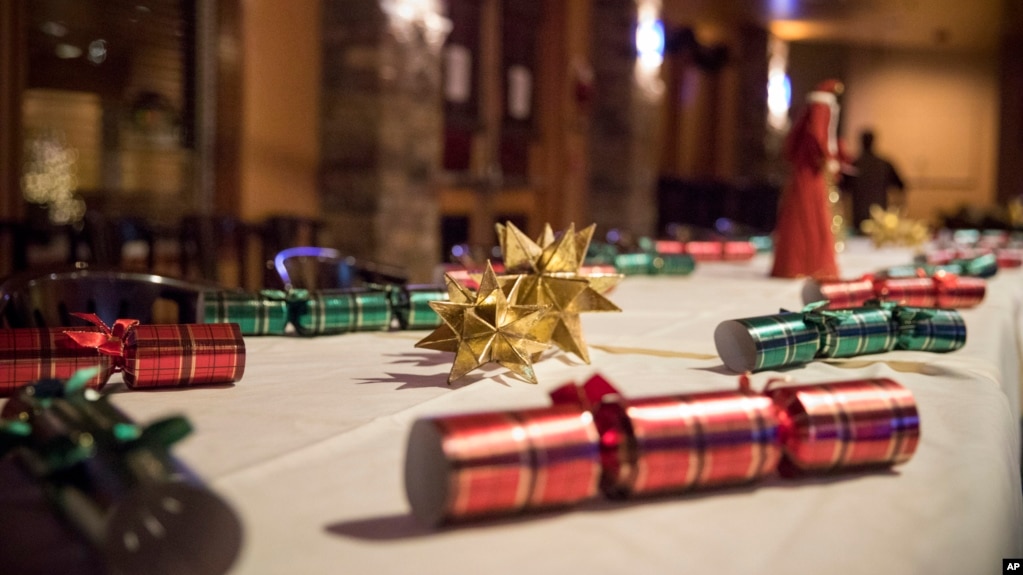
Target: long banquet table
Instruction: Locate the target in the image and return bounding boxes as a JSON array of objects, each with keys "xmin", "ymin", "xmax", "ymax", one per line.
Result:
[{"xmin": 13, "ymin": 239, "xmax": 1023, "ymax": 574}]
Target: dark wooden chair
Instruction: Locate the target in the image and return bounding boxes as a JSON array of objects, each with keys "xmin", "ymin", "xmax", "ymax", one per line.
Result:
[
  {"xmin": 257, "ymin": 216, "xmax": 325, "ymax": 288},
  {"xmin": 0, "ymin": 268, "xmax": 209, "ymax": 328},
  {"xmin": 272, "ymin": 246, "xmax": 408, "ymax": 290}
]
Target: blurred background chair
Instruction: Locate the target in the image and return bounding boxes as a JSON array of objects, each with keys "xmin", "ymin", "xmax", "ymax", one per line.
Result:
[
  {"xmin": 0, "ymin": 267, "xmax": 208, "ymax": 328},
  {"xmin": 273, "ymin": 246, "xmax": 408, "ymax": 290},
  {"xmin": 179, "ymin": 214, "xmax": 251, "ymax": 288},
  {"xmin": 258, "ymin": 216, "xmax": 326, "ymax": 288}
]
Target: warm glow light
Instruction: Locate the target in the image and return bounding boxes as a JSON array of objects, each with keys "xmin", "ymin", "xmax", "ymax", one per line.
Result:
[
  {"xmin": 55, "ymin": 43, "xmax": 82, "ymax": 59},
  {"xmin": 22, "ymin": 130, "xmax": 85, "ymax": 225},
  {"xmin": 634, "ymin": 0, "xmax": 665, "ymax": 98},
  {"xmin": 766, "ymin": 36, "xmax": 790, "ymax": 131},
  {"xmin": 767, "ymin": 71, "xmax": 792, "ymax": 129},
  {"xmin": 636, "ymin": 18, "xmax": 665, "ymax": 69},
  {"xmin": 770, "ymin": 20, "xmax": 816, "ymax": 42},
  {"xmin": 379, "ymin": 0, "xmax": 452, "ymax": 47}
]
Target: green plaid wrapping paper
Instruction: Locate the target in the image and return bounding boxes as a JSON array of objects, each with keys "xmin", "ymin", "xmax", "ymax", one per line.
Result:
[
  {"xmin": 715, "ymin": 312, "xmax": 820, "ymax": 372},
  {"xmin": 806, "ymin": 306, "xmax": 898, "ymax": 359},
  {"xmin": 651, "ymin": 254, "xmax": 696, "ymax": 275},
  {"xmin": 202, "ymin": 290, "xmax": 289, "ymax": 336},
  {"xmin": 289, "ymin": 289, "xmax": 391, "ymax": 336},
  {"xmin": 957, "ymin": 253, "xmax": 998, "ymax": 278},
  {"xmin": 613, "ymin": 253, "xmax": 696, "ymax": 276},
  {"xmin": 893, "ymin": 306, "xmax": 967, "ymax": 352},
  {"xmin": 613, "ymin": 253, "xmax": 653, "ymax": 275},
  {"xmin": 387, "ymin": 284, "xmax": 447, "ymax": 330}
]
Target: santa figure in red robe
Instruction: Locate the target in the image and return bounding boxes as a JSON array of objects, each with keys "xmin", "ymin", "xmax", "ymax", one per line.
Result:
[{"xmin": 770, "ymin": 79, "xmax": 845, "ymax": 280}]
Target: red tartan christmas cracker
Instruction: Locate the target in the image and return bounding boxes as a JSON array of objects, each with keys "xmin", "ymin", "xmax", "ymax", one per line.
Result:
[
  {"xmin": 404, "ymin": 373, "xmax": 920, "ymax": 526},
  {"xmin": 404, "ymin": 405, "xmax": 601, "ymax": 526},
  {"xmin": 766, "ymin": 377, "xmax": 919, "ymax": 475},
  {"xmin": 580, "ymin": 374, "xmax": 780, "ymax": 498},
  {"xmin": 119, "ymin": 323, "xmax": 246, "ymax": 389},
  {"xmin": 804, "ymin": 271, "xmax": 985, "ymax": 310},
  {"xmin": 0, "ymin": 327, "xmax": 111, "ymax": 395},
  {"xmin": 0, "ymin": 314, "xmax": 246, "ymax": 394},
  {"xmin": 654, "ymin": 240, "xmax": 757, "ymax": 262}
]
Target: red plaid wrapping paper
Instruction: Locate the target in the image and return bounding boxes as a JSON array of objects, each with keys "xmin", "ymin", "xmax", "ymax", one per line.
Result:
[
  {"xmin": 121, "ymin": 323, "xmax": 245, "ymax": 389},
  {"xmin": 404, "ymin": 405, "xmax": 600, "ymax": 526},
  {"xmin": 404, "ymin": 374, "xmax": 920, "ymax": 526},
  {"xmin": 722, "ymin": 241, "xmax": 757, "ymax": 261},
  {"xmin": 653, "ymin": 240, "xmax": 756, "ymax": 262},
  {"xmin": 682, "ymin": 241, "xmax": 723, "ymax": 261},
  {"xmin": 933, "ymin": 273, "xmax": 986, "ymax": 308},
  {"xmin": 767, "ymin": 378, "xmax": 919, "ymax": 475},
  {"xmin": 594, "ymin": 389, "xmax": 781, "ymax": 497},
  {"xmin": 808, "ymin": 273, "xmax": 985, "ymax": 309},
  {"xmin": 808, "ymin": 277, "xmax": 876, "ymax": 309},
  {"xmin": 873, "ymin": 277, "xmax": 937, "ymax": 307},
  {"xmin": 0, "ymin": 327, "xmax": 112, "ymax": 395},
  {"xmin": 996, "ymin": 249, "xmax": 1023, "ymax": 268}
]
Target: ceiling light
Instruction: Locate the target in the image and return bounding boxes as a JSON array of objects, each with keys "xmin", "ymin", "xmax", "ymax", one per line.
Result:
[{"xmin": 55, "ymin": 44, "xmax": 82, "ymax": 59}]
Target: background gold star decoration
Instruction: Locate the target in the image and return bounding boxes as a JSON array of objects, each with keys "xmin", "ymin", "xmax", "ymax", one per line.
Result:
[
  {"xmin": 415, "ymin": 261, "xmax": 550, "ymax": 384},
  {"xmin": 496, "ymin": 221, "xmax": 621, "ymax": 363},
  {"xmin": 860, "ymin": 205, "xmax": 930, "ymax": 248}
]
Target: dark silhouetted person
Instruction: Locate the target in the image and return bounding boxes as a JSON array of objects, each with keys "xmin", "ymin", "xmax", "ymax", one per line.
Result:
[{"xmin": 847, "ymin": 130, "xmax": 906, "ymax": 229}]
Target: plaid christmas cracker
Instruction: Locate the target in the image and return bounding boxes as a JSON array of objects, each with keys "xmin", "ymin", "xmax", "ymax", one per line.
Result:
[
  {"xmin": 811, "ymin": 272, "xmax": 985, "ymax": 310},
  {"xmin": 717, "ymin": 302, "xmax": 967, "ymax": 373},
  {"xmin": 0, "ymin": 327, "xmax": 112, "ymax": 395},
  {"xmin": 767, "ymin": 378, "xmax": 919, "ymax": 474},
  {"xmin": 120, "ymin": 323, "xmax": 246, "ymax": 389},
  {"xmin": 409, "ymin": 405, "xmax": 600, "ymax": 525},
  {"xmin": 892, "ymin": 306, "xmax": 967, "ymax": 352},
  {"xmin": 405, "ymin": 372, "xmax": 919, "ymax": 526},
  {"xmin": 64, "ymin": 314, "xmax": 245, "ymax": 389},
  {"xmin": 803, "ymin": 303, "xmax": 898, "ymax": 359},
  {"xmin": 202, "ymin": 290, "xmax": 289, "ymax": 335},
  {"xmin": 384, "ymin": 284, "xmax": 446, "ymax": 330},
  {"xmin": 202, "ymin": 285, "xmax": 448, "ymax": 336},
  {"xmin": 1, "ymin": 315, "xmax": 246, "ymax": 393},
  {"xmin": 727, "ymin": 312, "xmax": 821, "ymax": 372},
  {"xmin": 595, "ymin": 389, "xmax": 781, "ymax": 497},
  {"xmin": 288, "ymin": 288, "xmax": 392, "ymax": 336},
  {"xmin": 612, "ymin": 252, "xmax": 696, "ymax": 276}
]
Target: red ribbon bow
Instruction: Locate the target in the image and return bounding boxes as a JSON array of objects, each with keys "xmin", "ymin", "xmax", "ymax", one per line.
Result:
[{"xmin": 63, "ymin": 313, "xmax": 141, "ymax": 370}]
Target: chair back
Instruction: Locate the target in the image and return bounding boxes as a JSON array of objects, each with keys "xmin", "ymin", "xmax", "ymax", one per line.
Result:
[
  {"xmin": 273, "ymin": 247, "xmax": 357, "ymax": 290},
  {"xmin": 0, "ymin": 268, "xmax": 206, "ymax": 328},
  {"xmin": 273, "ymin": 247, "xmax": 408, "ymax": 290}
]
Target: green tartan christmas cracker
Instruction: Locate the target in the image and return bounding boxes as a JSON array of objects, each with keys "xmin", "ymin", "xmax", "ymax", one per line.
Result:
[
  {"xmin": 803, "ymin": 303, "xmax": 898, "ymax": 359},
  {"xmin": 202, "ymin": 290, "xmax": 289, "ymax": 335},
  {"xmin": 613, "ymin": 252, "xmax": 695, "ymax": 276},
  {"xmin": 713, "ymin": 311, "xmax": 820, "ymax": 372},
  {"xmin": 714, "ymin": 301, "xmax": 966, "ymax": 373},
  {"xmin": 892, "ymin": 306, "xmax": 967, "ymax": 352},
  {"xmin": 386, "ymin": 284, "xmax": 446, "ymax": 330},
  {"xmin": 288, "ymin": 289, "xmax": 392, "ymax": 336}
]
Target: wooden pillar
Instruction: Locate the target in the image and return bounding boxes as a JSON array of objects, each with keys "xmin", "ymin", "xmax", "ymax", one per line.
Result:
[
  {"xmin": 1, "ymin": 0, "xmax": 26, "ymax": 221},
  {"xmin": 535, "ymin": 0, "xmax": 591, "ymax": 232}
]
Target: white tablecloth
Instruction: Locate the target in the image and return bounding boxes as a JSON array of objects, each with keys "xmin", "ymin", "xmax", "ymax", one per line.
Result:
[{"xmin": 110, "ymin": 239, "xmax": 1023, "ymax": 575}]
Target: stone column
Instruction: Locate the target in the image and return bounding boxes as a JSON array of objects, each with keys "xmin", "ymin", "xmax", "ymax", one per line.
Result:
[{"xmin": 320, "ymin": 0, "xmax": 447, "ymax": 282}]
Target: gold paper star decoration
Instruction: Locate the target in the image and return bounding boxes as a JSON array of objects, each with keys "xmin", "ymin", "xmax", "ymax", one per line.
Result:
[
  {"xmin": 415, "ymin": 261, "xmax": 550, "ymax": 384},
  {"xmin": 860, "ymin": 205, "xmax": 929, "ymax": 248},
  {"xmin": 495, "ymin": 221, "xmax": 622, "ymax": 363}
]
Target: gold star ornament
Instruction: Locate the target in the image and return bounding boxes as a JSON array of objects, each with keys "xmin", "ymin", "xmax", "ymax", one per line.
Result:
[
  {"xmin": 415, "ymin": 261, "xmax": 550, "ymax": 384},
  {"xmin": 860, "ymin": 205, "xmax": 929, "ymax": 248},
  {"xmin": 496, "ymin": 221, "xmax": 622, "ymax": 363}
]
